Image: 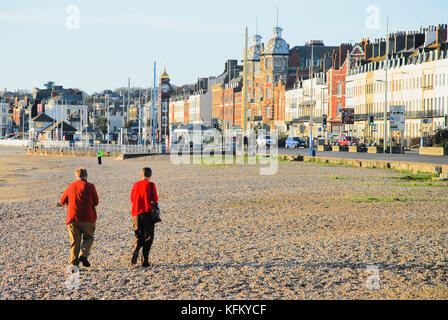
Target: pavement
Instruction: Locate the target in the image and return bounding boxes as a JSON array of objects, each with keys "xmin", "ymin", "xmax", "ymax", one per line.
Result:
[{"xmin": 278, "ymin": 148, "xmax": 448, "ymax": 165}]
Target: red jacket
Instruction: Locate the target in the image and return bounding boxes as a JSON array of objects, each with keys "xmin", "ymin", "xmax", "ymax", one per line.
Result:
[
  {"xmin": 131, "ymin": 180, "xmax": 158, "ymax": 217},
  {"xmin": 61, "ymin": 179, "xmax": 99, "ymax": 225}
]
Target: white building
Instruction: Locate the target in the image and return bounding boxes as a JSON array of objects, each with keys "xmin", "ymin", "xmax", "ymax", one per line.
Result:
[
  {"xmin": 0, "ymin": 99, "xmax": 9, "ymax": 136},
  {"xmin": 44, "ymin": 96, "xmax": 88, "ymax": 132},
  {"xmin": 285, "ymin": 85, "xmax": 303, "ymax": 122},
  {"xmin": 285, "ymin": 73, "xmax": 328, "ymax": 138},
  {"xmin": 171, "ymin": 99, "xmax": 186, "ymax": 125},
  {"xmin": 188, "ymin": 94, "xmax": 201, "ymax": 124},
  {"xmin": 346, "ymin": 47, "xmax": 448, "ymax": 146}
]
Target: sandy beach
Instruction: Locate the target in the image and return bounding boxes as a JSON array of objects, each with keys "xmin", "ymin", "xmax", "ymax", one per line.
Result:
[{"xmin": 1, "ymin": 146, "xmax": 448, "ymax": 300}]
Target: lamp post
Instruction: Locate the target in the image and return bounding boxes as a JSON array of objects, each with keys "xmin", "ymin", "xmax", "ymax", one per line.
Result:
[
  {"xmin": 376, "ymin": 71, "xmax": 407, "ymax": 154},
  {"xmin": 376, "ymin": 77, "xmax": 388, "ymax": 154},
  {"xmin": 309, "ymin": 43, "xmax": 315, "ymax": 156},
  {"xmin": 106, "ymin": 94, "xmax": 110, "ymax": 145}
]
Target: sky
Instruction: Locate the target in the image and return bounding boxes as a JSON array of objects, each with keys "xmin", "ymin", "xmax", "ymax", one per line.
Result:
[{"xmin": 1, "ymin": 0, "xmax": 447, "ymax": 94}]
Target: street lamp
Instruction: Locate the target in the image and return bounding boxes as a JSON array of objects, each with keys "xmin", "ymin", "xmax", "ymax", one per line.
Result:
[{"xmin": 376, "ymin": 71, "xmax": 408, "ymax": 155}]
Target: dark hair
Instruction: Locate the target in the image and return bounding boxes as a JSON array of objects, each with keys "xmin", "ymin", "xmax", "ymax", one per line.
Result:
[
  {"xmin": 142, "ymin": 167, "xmax": 152, "ymax": 178},
  {"xmin": 75, "ymin": 168, "xmax": 88, "ymax": 178}
]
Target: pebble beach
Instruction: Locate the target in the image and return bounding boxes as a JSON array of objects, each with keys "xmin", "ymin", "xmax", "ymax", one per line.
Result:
[{"xmin": 1, "ymin": 147, "xmax": 448, "ymax": 300}]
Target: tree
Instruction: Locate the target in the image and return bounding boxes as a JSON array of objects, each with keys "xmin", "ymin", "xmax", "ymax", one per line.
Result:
[
  {"xmin": 94, "ymin": 117, "xmax": 108, "ymax": 140},
  {"xmin": 427, "ymin": 129, "xmax": 448, "ymax": 148},
  {"xmin": 43, "ymin": 81, "xmax": 55, "ymax": 90}
]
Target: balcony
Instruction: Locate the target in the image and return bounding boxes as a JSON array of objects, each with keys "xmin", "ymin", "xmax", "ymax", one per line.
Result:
[
  {"xmin": 291, "ymin": 116, "xmax": 323, "ymax": 124},
  {"xmin": 353, "ymin": 110, "xmax": 445, "ymax": 122}
]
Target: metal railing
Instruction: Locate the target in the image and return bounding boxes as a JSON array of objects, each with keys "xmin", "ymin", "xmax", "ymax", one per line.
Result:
[
  {"xmin": 353, "ymin": 110, "xmax": 446, "ymax": 122},
  {"xmin": 35, "ymin": 141, "xmax": 160, "ymax": 154}
]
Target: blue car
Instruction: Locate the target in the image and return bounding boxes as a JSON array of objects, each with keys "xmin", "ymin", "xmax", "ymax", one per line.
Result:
[{"xmin": 285, "ymin": 137, "xmax": 307, "ymax": 149}]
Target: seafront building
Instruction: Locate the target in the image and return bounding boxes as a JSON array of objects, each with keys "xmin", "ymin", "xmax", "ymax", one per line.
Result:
[
  {"xmin": 5, "ymin": 23, "xmax": 448, "ymax": 145},
  {"xmin": 43, "ymin": 89, "xmax": 88, "ymax": 133},
  {"xmin": 0, "ymin": 99, "xmax": 9, "ymax": 136},
  {"xmin": 345, "ymin": 27, "xmax": 448, "ymax": 147}
]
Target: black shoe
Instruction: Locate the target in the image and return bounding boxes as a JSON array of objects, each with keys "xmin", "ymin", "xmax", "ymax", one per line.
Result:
[
  {"xmin": 142, "ymin": 261, "xmax": 150, "ymax": 268},
  {"xmin": 79, "ymin": 256, "xmax": 91, "ymax": 268},
  {"xmin": 131, "ymin": 250, "xmax": 139, "ymax": 265}
]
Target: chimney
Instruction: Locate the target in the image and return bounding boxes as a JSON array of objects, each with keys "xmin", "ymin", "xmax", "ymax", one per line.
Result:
[
  {"xmin": 364, "ymin": 38, "xmax": 373, "ymax": 59},
  {"xmin": 395, "ymin": 32, "xmax": 406, "ymax": 52},
  {"xmin": 332, "ymin": 49, "xmax": 340, "ymax": 70},
  {"xmin": 339, "ymin": 43, "xmax": 353, "ymax": 68},
  {"xmin": 415, "ymin": 29, "xmax": 426, "ymax": 48},
  {"xmin": 424, "ymin": 26, "xmax": 437, "ymax": 47},
  {"xmin": 373, "ymin": 39, "xmax": 380, "ymax": 58},
  {"xmin": 437, "ymin": 24, "xmax": 448, "ymax": 44},
  {"xmin": 406, "ymin": 31, "xmax": 415, "ymax": 51},
  {"xmin": 379, "ymin": 38, "xmax": 387, "ymax": 56},
  {"xmin": 388, "ymin": 34, "xmax": 395, "ymax": 54}
]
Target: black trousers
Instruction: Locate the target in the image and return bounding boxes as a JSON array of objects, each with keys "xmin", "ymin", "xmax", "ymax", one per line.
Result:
[
  {"xmin": 132, "ymin": 213, "xmax": 155, "ymax": 262},
  {"xmin": 98, "ymin": 157, "xmax": 102, "ymax": 165}
]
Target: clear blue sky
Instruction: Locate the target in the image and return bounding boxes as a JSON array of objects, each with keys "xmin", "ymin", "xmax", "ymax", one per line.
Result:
[{"xmin": 1, "ymin": 0, "xmax": 447, "ymax": 94}]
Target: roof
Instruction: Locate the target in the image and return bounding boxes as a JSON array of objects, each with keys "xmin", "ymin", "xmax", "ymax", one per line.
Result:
[
  {"xmin": 263, "ymin": 27, "xmax": 289, "ymax": 56},
  {"xmin": 161, "ymin": 66, "xmax": 170, "ymax": 80},
  {"xmin": 248, "ymin": 35, "xmax": 262, "ymax": 61},
  {"xmin": 31, "ymin": 113, "xmax": 54, "ymax": 123},
  {"xmin": 42, "ymin": 121, "xmax": 77, "ymax": 133},
  {"xmin": 49, "ymin": 93, "xmax": 83, "ymax": 103}
]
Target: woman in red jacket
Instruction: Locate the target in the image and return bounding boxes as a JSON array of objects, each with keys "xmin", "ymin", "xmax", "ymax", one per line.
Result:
[{"xmin": 130, "ymin": 167, "xmax": 159, "ymax": 267}]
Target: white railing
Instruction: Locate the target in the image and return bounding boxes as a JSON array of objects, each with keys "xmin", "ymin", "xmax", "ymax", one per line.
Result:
[
  {"xmin": 35, "ymin": 141, "xmax": 159, "ymax": 155},
  {"xmin": 0, "ymin": 139, "xmax": 31, "ymax": 147}
]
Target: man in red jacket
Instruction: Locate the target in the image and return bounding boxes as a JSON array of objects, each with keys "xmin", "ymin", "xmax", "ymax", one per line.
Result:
[
  {"xmin": 61, "ymin": 168, "xmax": 99, "ymax": 268},
  {"xmin": 130, "ymin": 167, "xmax": 158, "ymax": 267}
]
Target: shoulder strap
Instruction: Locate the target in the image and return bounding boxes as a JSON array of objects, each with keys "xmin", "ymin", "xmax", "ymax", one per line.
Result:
[{"xmin": 149, "ymin": 182, "xmax": 154, "ymax": 203}]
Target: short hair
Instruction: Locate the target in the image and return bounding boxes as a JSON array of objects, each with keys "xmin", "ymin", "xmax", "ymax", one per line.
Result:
[
  {"xmin": 75, "ymin": 168, "xmax": 88, "ymax": 178},
  {"xmin": 142, "ymin": 167, "xmax": 152, "ymax": 178}
]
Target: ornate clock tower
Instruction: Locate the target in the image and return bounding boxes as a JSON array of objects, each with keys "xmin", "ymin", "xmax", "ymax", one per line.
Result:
[{"xmin": 158, "ymin": 66, "xmax": 171, "ymax": 151}]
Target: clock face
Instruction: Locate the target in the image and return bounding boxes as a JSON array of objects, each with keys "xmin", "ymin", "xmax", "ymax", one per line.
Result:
[{"xmin": 161, "ymin": 83, "xmax": 170, "ymax": 94}]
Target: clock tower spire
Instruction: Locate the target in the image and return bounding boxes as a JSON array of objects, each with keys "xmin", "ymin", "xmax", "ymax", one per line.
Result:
[{"xmin": 158, "ymin": 65, "xmax": 171, "ymax": 152}]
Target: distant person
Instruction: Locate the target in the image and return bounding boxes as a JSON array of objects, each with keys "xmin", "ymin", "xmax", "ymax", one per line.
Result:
[
  {"xmin": 61, "ymin": 168, "xmax": 99, "ymax": 268},
  {"xmin": 130, "ymin": 168, "xmax": 159, "ymax": 268},
  {"xmin": 97, "ymin": 150, "xmax": 103, "ymax": 165}
]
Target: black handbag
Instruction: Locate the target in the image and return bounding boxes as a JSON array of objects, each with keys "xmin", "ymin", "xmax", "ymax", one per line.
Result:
[{"xmin": 149, "ymin": 182, "xmax": 162, "ymax": 224}]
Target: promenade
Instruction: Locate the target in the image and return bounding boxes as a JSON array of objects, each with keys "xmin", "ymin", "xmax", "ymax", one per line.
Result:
[{"xmin": 279, "ymin": 148, "xmax": 448, "ymax": 165}]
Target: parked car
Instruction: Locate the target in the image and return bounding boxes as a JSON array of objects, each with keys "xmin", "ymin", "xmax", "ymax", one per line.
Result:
[
  {"xmin": 338, "ymin": 136, "xmax": 360, "ymax": 146},
  {"xmin": 257, "ymin": 135, "xmax": 276, "ymax": 147},
  {"xmin": 285, "ymin": 136, "xmax": 307, "ymax": 148}
]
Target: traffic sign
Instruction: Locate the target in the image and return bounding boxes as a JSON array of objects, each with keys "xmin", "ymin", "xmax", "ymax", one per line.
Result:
[{"xmin": 390, "ymin": 106, "xmax": 405, "ymax": 132}]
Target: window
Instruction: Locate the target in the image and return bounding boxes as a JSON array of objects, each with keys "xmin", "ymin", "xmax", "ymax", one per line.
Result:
[{"xmin": 337, "ymin": 82, "xmax": 342, "ymax": 95}]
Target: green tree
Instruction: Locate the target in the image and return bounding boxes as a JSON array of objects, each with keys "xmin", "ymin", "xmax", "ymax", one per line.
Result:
[
  {"xmin": 94, "ymin": 117, "xmax": 108, "ymax": 140},
  {"xmin": 43, "ymin": 81, "xmax": 55, "ymax": 90}
]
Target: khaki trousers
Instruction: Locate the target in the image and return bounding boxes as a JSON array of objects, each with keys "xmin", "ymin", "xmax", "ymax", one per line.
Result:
[{"xmin": 67, "ymin": 221, "xmax": 96, "ymax": 266}]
